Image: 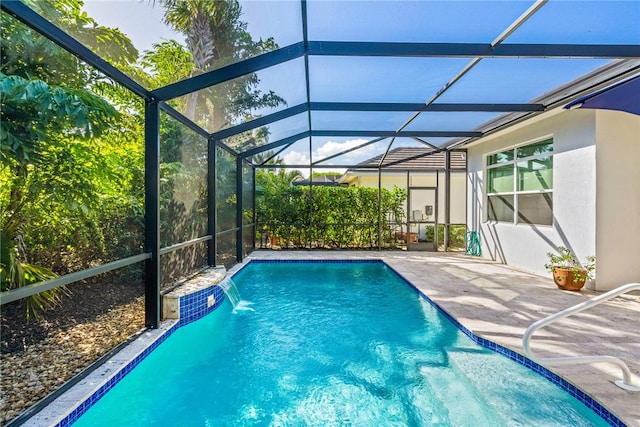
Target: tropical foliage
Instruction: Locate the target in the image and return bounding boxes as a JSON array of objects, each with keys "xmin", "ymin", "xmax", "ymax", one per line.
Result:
[
  {"xmin": 2, "ymin": 0, "xmax": 445, "ymax": 317},
  {"xmin": 256, "ymin": 168, "xmax": 408, "ymax": 249},
  {"xmin": 1, "ymin": 0, "xmax": 279, "ymax": 316},
  {"xmin": 0, "ymin": 3, "xmax": 138, "ymax": 317}
]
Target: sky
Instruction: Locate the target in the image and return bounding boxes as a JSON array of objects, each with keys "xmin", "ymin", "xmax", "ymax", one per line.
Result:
[
  {"xmin": 80, "ymin": 0, "xmax": 640, "ymax": 176},
  {"xmin": 82, "ymin": 1, "xmax": 183, "ymax": 53}
]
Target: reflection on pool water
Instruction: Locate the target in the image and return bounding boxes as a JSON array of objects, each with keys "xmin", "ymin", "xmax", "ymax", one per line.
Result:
[{"xmin": 73, "ymin": 261, "xmax": 611, "ymax": 426}]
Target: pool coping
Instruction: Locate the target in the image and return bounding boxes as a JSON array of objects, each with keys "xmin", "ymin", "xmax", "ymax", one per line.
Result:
[
  {"xmin": 19, "ymin": 258, "xmax": 627, "ymax": 427},
  {"xmin": 381, "ymin": 262, "xmax": 627, "ymax": 427}
]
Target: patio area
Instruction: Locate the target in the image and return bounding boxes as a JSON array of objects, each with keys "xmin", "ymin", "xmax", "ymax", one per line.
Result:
[
  {"xmin": 248, "ymin": 250, "xmax": 640, "ymax": 426},
  {"xmin": 1, "ymin": 1, "xmax": 639, "ymax": 425}
]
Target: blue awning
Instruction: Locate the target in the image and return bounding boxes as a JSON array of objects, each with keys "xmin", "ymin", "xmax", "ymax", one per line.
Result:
[{"xmin": 565, "ymin": 74, "xmax": 640, "ymax": 115}]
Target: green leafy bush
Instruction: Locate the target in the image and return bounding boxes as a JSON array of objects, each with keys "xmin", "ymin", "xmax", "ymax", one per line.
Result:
[{"xmin": 256, "ymin": 174, "xmax": 407, "ymax": 249}]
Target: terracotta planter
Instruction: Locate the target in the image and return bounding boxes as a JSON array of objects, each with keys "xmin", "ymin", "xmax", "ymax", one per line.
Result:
[
  {"xmin": 270, "ymin": 236, "xmax": 280, "ymax": 247},
  {"xmin": 552, "ymin": 268, "xmax": 587, "ymax": 291},
  {"xmin": 394, "ymin": 231, "xmax": 418, "ymax": 243}
]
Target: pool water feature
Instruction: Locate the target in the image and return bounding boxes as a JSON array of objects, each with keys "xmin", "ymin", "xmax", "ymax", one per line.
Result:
[
  {"xmin": 72, "ymin": 261, "xmax": 613, "ymax": 426},
  {"xmin": 219, "ymin": 278, "xmax": 253, "ymax": 312}
]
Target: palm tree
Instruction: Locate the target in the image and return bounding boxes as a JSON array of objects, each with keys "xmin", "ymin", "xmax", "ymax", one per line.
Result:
[
  {"xmin": 251, "ymin": 150, "xmax": 283, "ymax": 166},
  {"xmin": 159, "ymin": 0, "xmax": 217, "ymax": 119},
  {"xmin": 275, "ymin": 168, "xmax": 304, "ymax": 185},
  {"xmin": 158, "ymin": 0, "xmax": 284, "ymax": 131}
]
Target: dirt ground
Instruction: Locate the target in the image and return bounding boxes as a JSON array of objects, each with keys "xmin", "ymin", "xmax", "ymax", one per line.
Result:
[{"xmin": 0, "ymin": 273, "xmax": 145, "ymax": 426}]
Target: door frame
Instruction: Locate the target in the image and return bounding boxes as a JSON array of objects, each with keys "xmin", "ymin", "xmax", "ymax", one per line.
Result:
[{"xmin": 407, "ymin": 186, "xmax": 438, "ymax": 251}]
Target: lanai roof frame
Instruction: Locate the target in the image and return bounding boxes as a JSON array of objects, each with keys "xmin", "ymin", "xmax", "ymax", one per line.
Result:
[
  {"xmin": 1, "ymin": 0, "xmax": 639, "ymax": 328},
  {"xmin": 3, "ymin": 0, "xmax": 639, "ymax": 166}
]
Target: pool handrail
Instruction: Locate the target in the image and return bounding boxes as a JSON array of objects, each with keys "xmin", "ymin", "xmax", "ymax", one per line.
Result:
[{"xmin": 522, "ymin": 282, "xmax": 640, "ymax": 392}]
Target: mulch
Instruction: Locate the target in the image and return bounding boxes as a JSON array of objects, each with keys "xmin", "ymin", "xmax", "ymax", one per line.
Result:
[{"xmin": 0, "ymin": 273, "xmax": 145, "ymax": 426}]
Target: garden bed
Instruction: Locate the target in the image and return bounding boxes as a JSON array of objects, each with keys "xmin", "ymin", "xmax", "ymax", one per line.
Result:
[{"xmin": 0, "ymin": 275, "xmax": 145, "ymax": 426}]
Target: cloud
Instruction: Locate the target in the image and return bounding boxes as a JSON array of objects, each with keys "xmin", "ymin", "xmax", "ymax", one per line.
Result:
[
  {"xmin": 282, "ymin": 150, "xmax": 309, "ymax": 165},
  {"xmin": 278, "ymin": 138, "xmax": 382, "ymax": 178},
  {"xmin": 315, "ymin": 139, "xmax": 368, "ymax": 159},
  {"xmin": 283, "ymin": 139, "xmax": 374, "ymax": 165},
  {"xmin": 314, "ymin": 139, "xmax": 379, "ymax": 162}
]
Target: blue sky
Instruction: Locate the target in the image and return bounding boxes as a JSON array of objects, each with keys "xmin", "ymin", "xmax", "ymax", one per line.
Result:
[
  {"xmin": 81, "ymin": 0, "xmax": 640, "ymax": 174},
  {"xmin": 82, "ymin": 1, "xmax": 183, "ymax": 53},
  {"xmin": 82, "ymin": 1, "xmax": 640, "ymax": 51}
]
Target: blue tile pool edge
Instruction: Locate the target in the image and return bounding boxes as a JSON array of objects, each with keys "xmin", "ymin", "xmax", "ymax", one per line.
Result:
[
  {"xmin": 53, "ymin": 278, "xmax": 233, "ymax": 427},
  {"xmin": 55, "ymin": 321, "xmax": 181, "ymax": 427},
  {"xmin": 382, "ymin": 261, "xmax": 627, "ymax": 427},
  {"xmin": 53, "ymin": 258, "xmax": 625, "ymax": 427}
]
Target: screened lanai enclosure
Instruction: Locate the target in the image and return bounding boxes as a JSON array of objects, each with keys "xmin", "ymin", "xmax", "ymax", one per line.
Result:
[{"xmin": 0, "ymin": 1, "xmax": 639, "ymax": 423}]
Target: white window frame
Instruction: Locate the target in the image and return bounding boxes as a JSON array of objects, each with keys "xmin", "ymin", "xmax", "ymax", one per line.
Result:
[{"xmin": 485, "ymin": 137, "xmax": 554, "ymax": 226}]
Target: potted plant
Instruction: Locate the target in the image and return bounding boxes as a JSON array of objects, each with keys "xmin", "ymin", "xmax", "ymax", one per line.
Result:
[{"xmin": 545, "ymin": 246, "xmax": 595, "ymax": 291}]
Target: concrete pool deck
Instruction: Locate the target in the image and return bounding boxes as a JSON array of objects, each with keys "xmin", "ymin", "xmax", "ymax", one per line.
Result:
[{"xmin": 249, "ymin": 250, "xmax": 640, "ymax": 427}]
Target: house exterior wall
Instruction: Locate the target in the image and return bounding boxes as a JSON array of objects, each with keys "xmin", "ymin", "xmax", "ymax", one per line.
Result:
[
  {"xmin": 467, "ymin": 109, "xmax": 598, "ymax": 284},
  {"xmin": 345, "ymin": 171, "xmax": 466, "ymax": 224},
  {"xmin": 595, "ymin": 110, "xmax": 640, "ymax": 289},
  {"xmin": 450, "ymin": 172, "xmax": 467, "ymax": 224},
  {"xmin": 344, "ymin": 172, "xmax": 407, "ymax": 189}
]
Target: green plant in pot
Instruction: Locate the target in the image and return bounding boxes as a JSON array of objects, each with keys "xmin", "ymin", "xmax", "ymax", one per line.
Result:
[{"xmin": 545, "ymin": 246, "xmax": 595, "ymax": 291}]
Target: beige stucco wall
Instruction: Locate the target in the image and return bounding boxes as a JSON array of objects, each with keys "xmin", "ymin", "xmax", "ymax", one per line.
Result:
[
  {"xmin": 409, "ymin": 172, "xmax": 437, "ymax": 187},
  {"xmin": 450, "ymin": 172, "xmax": 467, "ymax": 224},
  {"xmin": 379, "ymin": 173, "xmax": 406, "ymax": 189},
  {"xmin": 595, "ymin": 110, "xmax": 640, "ymax": 289}
]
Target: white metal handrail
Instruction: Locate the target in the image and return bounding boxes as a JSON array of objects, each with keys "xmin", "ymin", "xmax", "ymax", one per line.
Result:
[{"xmin": 523, "ymin": 282, "xmax": 640, "ymax": 392}]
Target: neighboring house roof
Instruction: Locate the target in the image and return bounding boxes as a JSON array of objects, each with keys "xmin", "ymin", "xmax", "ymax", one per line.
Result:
[
  {"xmin": 293, "ymin": 174, "xmax": 341, "ymax": 186},
  {"xmin": 347, "ymin": 148, "xmax": 466, "ymax": 171}
]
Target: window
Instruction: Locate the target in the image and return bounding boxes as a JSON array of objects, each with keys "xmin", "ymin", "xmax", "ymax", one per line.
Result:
[{"xmin": 486, "ymin": 139, "xmax": 553, "ymax": 225}]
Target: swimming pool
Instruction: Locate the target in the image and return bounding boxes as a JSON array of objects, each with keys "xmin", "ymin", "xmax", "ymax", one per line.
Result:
[{"xmin": 71, "ymin": 260, "xmax": 613, "ymax": 426}]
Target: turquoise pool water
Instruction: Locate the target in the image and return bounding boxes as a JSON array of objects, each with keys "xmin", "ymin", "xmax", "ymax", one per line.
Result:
[{"xmin": 73, "ymin": 261, "xmax": 609, "ymax": 426}]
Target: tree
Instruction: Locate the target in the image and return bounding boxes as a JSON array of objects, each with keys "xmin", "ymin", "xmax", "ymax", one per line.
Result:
[
  {"xmin": 1, "ymin": 0, "xmax": 141, "ymax": 235},
  {"xmin": 0, "ymin": 73, "xmax": 120, "ymax": 317},
  {"xmin": 311, "ymin": 171, "xmax": 342, "ymax": 178},
  {"xmin": 4, "ymin": 0, "xmax": 139, "ymax": 83},
  {"xmin": 158, "ymin": 0, "xmax": 285, "ymax": 145},
  {"xmin": 149, "ymin": 0, "xmax": 291, "ymax": 256},
  {"xmin": 250, "ymin": 150, "xmax": 283, "ymax": 167},
  {"xmin": 141, "ymin": 40, "xmax": 193, "ymax": 93},
  {"xmin": 255, "ymin": 167, "xmax": 305, "ymax": 241},
  {"xmin": 0, "ymin": 1, "xmax": 142, "ymax": 317}
]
